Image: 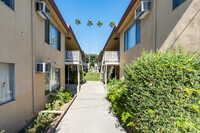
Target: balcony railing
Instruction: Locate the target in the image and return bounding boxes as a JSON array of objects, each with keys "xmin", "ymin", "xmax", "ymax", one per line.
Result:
[
  {"xmin": 102, "ymin": 51, "xmax": 120, "ymax": 64},
  {"xmin": 65, "ymin": 51, "xmax": 82, "ymax": 64}
]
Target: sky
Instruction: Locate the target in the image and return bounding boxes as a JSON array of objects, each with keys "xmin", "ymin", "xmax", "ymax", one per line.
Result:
[{"xmin": 54, "ymin": 0, "xmax": 131, "ymax": 55}]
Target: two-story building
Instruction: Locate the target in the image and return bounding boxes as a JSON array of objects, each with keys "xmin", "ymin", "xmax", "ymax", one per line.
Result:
[
  {"xmin": 98, "ymin": 0, "xmax": 200, "ymax": 82},
  {"xmin": 0, "ymin": 0, "xmax": 85, "ymax": 132}
]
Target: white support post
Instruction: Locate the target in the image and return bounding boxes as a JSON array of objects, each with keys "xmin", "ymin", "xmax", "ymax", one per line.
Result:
[
  {"xmin": 100, "ymin": 65, "xmax": 101, "ymax": 80},
  {"xmin": 105, "ymin": 65, "xmax": 107, "ymax": 85},
  {"xmin": 77, "ymin": 65, "xmax": 80, "ymax": 93},
  {"xmin": 68, "ymin": 65, "xmax": 69, "ymax": 85},
  {"xmin": 115, "ymin": 66, "xmax": 117, "ymax": 79}
]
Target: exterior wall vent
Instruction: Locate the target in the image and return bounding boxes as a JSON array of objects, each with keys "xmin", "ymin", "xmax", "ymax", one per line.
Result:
[
  {"xmin": 36, "ymin": 1, "xmax": 51, "ymax": 20},
  {"xmin": 135, "ymin": 1, "xmax": 151, "ymax": 20},
  {"xmin": 36, "ymin": 62, "xmax": 51, "ymax": 73}
]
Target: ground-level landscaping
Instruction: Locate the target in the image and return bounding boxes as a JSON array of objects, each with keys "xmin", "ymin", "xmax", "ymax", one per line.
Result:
[
  {"xmin": 107, "ymin": 49, "xmax": 200, "ymax": 132},
  {"xmin": 84, "ymin": 72, "xmax": 100, "ymax": 81},
  {"xmin": 24, "ymin": 88, "xmax": 73, "ymax": 133}
]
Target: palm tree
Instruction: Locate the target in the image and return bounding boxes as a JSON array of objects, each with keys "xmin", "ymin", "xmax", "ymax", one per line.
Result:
[
  {"xmin": 109, "ymin": 21, "xmax": 115, "ymax": 28},
  {"xmin": 87, "ymin": 20, "xmax": 93, "ymax": 69},
  {"xmin": 75, "ymin": 18, "xmax": 81, "ymax": 36},
  {"xmin": 97, "ymin": 21, "xmax": 103, "ymax": 53}
]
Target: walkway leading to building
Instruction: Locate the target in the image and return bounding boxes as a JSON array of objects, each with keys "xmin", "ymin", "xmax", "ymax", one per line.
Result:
[{"xmin": 55, "ymin": 81, "xmax": 126, "ymax": 133}]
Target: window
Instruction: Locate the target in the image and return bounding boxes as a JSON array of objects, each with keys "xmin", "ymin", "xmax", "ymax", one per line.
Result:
[
  {"xmin": 45, "ymin": 68, "xmax": 60, "ymax": 95},
  {"xmin": 1, "ymin": 0, "xmax": 15, "ymax": 10},
  {"xmin": 45, "ymin": 20, "xmax": 61, "ymax": 51},
  {"xmin": 124, "ymin": 21, "xmax": 141, "ymax": 51},
  {"xmin": 0, "ymin": 62, "xmax": 15, "ymax": 105},
  {"xmin": 173, "ymin": 0, "xmax": 186, "ymax": 10},
  {"xmin": 124, "ymin": 31, "xmax": 128, "ymax": 51}
]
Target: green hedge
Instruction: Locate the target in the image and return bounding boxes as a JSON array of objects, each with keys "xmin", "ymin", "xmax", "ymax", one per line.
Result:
[{"xmin": 107, "ymin": 49, "xmax": 200, "ymax": 132}]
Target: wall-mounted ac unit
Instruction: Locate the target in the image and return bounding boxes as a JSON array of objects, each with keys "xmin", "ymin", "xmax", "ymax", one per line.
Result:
[
  {"xmin": 36, "ymin": 1, "xmax": 51, "ymax": 20},
  {"xmin": 135, "ymin": 1, "xmax": 151, "ymax": 20},
  {"xmin": 36, "ymin": 62, "xmax": 51, "ymax": 73}
]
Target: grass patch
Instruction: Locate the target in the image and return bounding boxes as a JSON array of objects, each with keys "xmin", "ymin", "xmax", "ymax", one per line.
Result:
[{"xmin": 84, "ymin": 72, "xmax": 100, "ymax": 81}]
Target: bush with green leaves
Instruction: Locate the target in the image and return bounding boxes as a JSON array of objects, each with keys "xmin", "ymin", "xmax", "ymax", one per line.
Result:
[
  {"xmin": 47, "ymin": 89, "xmax": 72, "ymax": 110},
  {"xmin": 107, "ymin": 49, "xmax": 200, "ymax": 132},
  {"xmin": 25, "ymin": 88, "xmax": 72, "ymax": 132},
  {"xmin": 70, "ymin": 70, "xmax": 85, "ymax": 84}
]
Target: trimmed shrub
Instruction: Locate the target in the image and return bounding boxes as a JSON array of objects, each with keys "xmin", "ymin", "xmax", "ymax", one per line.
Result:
[{"xmin": 107, "ymin": 49, "xmax": 200, "ymax": 132}]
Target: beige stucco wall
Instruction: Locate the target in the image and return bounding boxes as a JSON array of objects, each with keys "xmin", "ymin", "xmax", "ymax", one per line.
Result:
[
  {"xmin": 119, "ymin": 0, "xmax": 155, "ymax": 78},
  {"xmin": 157, "ymin": 0, "xmax": 200, "ymax": 52},
  {"xmin": 0, "ymin": 0, "xmax": 34, "ymax": 132},
  {"xmin": 0, "ymin": 0, "xmax": 66, "ymax": 132},
  {"xmin": 119, "ymin": 0, "xmax": 200, "ymax": 78},
  {"xmin": 33, "ymin": 8, "xmax": 66, "ymax": 111}
]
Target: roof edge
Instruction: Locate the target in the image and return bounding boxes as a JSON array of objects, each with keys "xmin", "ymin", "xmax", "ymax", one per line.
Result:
[
  {"xmin": 48, "ymin": 0, "xmax": 70, "ymax": 33},
  {"xmin": 97, "ymin": 25, "xmax": 118, "ymax": 61},
  {"xmin": 97, "ymin": 0, "xmax": 138, "ymax": 62},
  {"xmin": 116, "ymin": 0, "xmax": 137, "ymax": 32}
]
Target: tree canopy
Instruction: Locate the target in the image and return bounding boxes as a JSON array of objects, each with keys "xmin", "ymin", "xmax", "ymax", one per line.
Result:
[
  {"xmin": 75, "ymin": 18, "xmax": 81, "ymax": 25},
  {"xmin": 109, "ymin": 21, "xmax": 115, "ymax": 28},
  {"xmin": 97, "ymin": 21, "xmax": 103, "ymax": 28},
  {"xmin": 87, "ymin": 20, "xmax": 93, "ymax": 27},
  {"xmin": 85, "ymin": 54, "xmax": 98, "ymax": 67}
]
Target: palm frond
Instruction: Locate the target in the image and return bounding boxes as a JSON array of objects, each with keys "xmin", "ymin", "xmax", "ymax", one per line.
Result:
[
  {"xmin": 87, "ymin": 20, "xmax": 93, "ymax": 27},
  {"xmin": 97, "ymin": 21, "xmax": 103, "ymax": 28}
]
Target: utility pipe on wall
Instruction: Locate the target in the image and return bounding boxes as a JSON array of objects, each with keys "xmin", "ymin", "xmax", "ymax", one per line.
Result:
[{"xmin": 31, "ymin": 0, "xmax": 36, "ymax": 113}]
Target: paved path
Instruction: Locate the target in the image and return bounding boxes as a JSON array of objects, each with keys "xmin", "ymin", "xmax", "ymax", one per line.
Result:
[{"xmin": 55, "ymin": 81, "xmax": 126, "ymax": 133}]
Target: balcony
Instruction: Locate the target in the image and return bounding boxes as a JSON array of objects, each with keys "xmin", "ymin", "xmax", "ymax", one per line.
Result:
[
  {"xmin": 65, "ymin": 51, "xmax": 82, "ymax": 65},
  {"xmin": 102, "ymin": 51, "xmax": 120, "ymax": 65}
]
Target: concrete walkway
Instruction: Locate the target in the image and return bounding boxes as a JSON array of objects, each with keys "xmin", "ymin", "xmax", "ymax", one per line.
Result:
[{"xmin": 55, "ymin": 81, "xmax": 126, "ymax": 133}]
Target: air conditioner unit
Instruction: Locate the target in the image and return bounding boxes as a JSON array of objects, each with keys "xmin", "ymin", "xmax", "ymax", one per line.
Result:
[
  {"xmin": 36, "ymin": 1, "xmax": 51, "ymax": 20},
  {"xmin": 135, "ymin": 1, "xmax": 151, "ymax": 20},
  {"xmin": 36, "ymin": 62, "xmax": 51, "ymax": 73}
]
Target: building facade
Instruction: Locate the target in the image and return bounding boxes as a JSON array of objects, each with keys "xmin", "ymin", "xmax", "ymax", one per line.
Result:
[
  {"xmin": 0, "ymin": 0, "xmax": 85, "ymax": 132},
  {"xmin": 98, "ymin": 0, "xmax": 200, "ymax": 81}
]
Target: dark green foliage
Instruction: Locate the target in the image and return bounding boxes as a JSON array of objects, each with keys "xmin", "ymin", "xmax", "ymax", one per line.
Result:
[
  {"xmin": 70, "ymin": 70, "xmax": 85, "ymax": 84},
  {"xmin": 107, "ymin": 49, "xmax": 200, "ymax": 132},
  {"xmin": 25, "ymin": 89, "xmax": 72, "ymax": 132},
  {"xmin": 47, "ymin": 89, "xmax": 72, "ymax": 110},
  {"xmin": 85, "ymin": 54, "xmax": 98, "ymax": 67},
  {"xmin": 25, "ymin": 113, "xmax": 56, "ymax": 133}
]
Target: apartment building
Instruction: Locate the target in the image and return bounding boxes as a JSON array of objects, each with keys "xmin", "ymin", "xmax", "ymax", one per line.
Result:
[
  {"xmin": 65, "ymin": 25, "xmax": 87, "ymax": 94},
  {"xmin": 97, "ymin": 26, "xmax": 120, "ymax": 84},
  {"xmin": 0, "ymin": 0, "xmax": 85, "ymax": 132},
  {"xmin": 98, "ymin": 0, "xmax": 200, "ymax": 82}
]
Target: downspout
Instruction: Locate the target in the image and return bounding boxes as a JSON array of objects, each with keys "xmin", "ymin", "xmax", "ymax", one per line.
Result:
[
  {"xmin": 31, "ymin": 0, "xmax": 36, "ymax": 113},
  {"xmin": 153, "ymin": 0, "xmax": 157, "ymax": 52}
]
